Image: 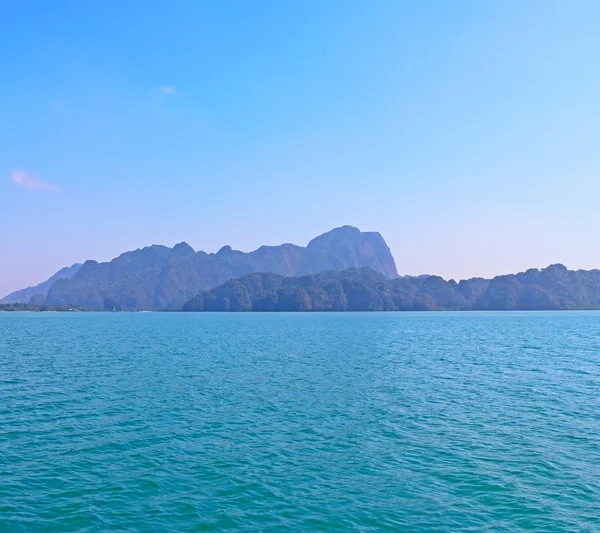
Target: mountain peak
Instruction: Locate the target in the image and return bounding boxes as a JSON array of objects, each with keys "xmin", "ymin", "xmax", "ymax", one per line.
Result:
[
  {"xmin": 307, "ymin": 226, "xmax": 360, "ymax": 248},
  {"xmin": 217, "ymin": 245, "xmax": 233, "ymax": 255},
  {"xmin": 306, "ymin": 226, "xmax": 397, "ymax": 278},
  {"xmin": 173, "ymin": 242, "xmax": 195, "ymax": 256},
  {"xmin": 544, "ymin": 263, "xmax": 568, "ymax": 272}
]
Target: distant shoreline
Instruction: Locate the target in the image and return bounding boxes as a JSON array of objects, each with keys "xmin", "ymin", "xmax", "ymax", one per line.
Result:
[{"xmin": 4, "ymin": 308, "xmax": 600, "ymax": 314}]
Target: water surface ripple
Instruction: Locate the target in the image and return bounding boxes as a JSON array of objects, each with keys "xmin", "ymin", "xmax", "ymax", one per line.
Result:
[{"xmin": 1, "ymin": 312, "xmax": 599, "ymax": 532}]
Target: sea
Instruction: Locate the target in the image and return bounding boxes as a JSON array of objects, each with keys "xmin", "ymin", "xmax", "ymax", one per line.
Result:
[{"xmin": 1, "ymin": 311, "xmax": 599, "ymax": 532}]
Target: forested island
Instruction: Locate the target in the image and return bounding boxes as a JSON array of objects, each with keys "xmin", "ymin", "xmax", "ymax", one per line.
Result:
[
  {"xmin": 6, "ymin": 263, "xmax": 600, "ymax": 312},
  {"xmin": 183, "ymin": 264, "xmax": 600, "ymax": 312},
  {"xmin": 1, "ymin": 226, "xmax": 397, "ymax": 310},
  {"xmin": 4, "ymin": 225, "xmax": 600, "ymax": 312}
]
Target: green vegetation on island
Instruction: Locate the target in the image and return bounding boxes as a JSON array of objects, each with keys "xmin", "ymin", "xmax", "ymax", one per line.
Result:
[{"xmin": 182, "ymin": 264, "xmax": 600, "ymax": 312}]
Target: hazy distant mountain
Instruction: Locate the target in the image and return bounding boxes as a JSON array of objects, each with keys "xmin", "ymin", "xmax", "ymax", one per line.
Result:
[
  {"xmin": 0, "ymin": 263, "xmax": 82, "ymax": 304},
  {"xmin": 182, "ymin": 264, "xmax": 600, "ymax": 312},
  {"xmin": 44, "ymin": 226, "xmax": 398, "ymax": 310}
]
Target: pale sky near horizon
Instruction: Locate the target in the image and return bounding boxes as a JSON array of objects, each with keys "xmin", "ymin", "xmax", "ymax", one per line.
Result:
[{"xmin": 2, "ymin": 0, "xmax": 600, "ymax": 297}]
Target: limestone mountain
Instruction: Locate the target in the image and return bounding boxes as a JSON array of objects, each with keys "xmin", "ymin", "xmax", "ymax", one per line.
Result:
[{"xmin": 43, "ymin": 226, "xmax": 398, "ymax": 309}]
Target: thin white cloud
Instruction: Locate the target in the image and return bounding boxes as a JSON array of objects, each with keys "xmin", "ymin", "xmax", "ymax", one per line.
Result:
[
  {"xmin": 158, "ymin": 86, "xmax": 178, "ymax": 95},
  {"xmin": 11, "ymin": 170, "xmax": 59, "ymax": 191}
]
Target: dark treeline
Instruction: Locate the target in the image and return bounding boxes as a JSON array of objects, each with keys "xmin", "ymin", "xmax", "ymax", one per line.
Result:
[{"xmin": 182, "ymin": 264, "xmax": 600, "ymax": 312}]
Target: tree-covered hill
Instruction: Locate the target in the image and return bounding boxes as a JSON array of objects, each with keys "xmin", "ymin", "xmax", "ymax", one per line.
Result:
[{"xmin": 183, "ymin": 264, "xmax": 600, "ymax": 311}]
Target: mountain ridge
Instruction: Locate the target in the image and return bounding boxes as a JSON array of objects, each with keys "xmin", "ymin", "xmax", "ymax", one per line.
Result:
[
  {"xmin": 0, "ymin": 263, "xmax": 82, "ymax": 304},
  {"xmin": 41, "ymin": 226, "xmax": 398, "ymax": 309}
]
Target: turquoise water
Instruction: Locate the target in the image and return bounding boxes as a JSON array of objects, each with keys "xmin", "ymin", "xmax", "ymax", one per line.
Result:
[{"xmin": 1, "ymin": 312, "xmax": 599, "ymax": 532}]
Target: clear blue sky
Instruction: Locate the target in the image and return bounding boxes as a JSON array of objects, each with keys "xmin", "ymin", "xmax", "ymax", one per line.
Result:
[{"xmin": 2, "ymin": 0, "xmax": 600, "ymax": 297}]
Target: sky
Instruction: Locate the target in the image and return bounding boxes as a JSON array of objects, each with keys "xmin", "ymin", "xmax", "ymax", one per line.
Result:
[{"xmin": 2, "ymin": 0, "xmax": 600, "ymax": 297}]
